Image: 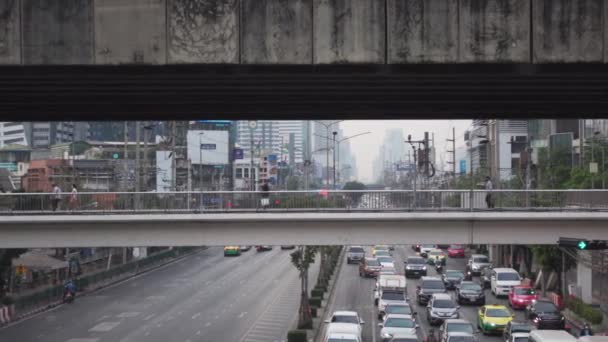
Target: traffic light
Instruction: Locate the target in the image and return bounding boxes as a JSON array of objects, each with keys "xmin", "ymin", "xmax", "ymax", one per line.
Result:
[{"xmin": 558, "ymin": 237, "xmax": 608, "ymax": 250}]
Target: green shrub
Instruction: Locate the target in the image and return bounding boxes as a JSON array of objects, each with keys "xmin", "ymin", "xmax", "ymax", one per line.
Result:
[
  {"xmin": 311, "ymin": 289, "xmax": 324, "ymax": 299},
  {"xmin": 309, "ymin": 296, "xmax": 322, "ymax": 308},
  {"xmin": 565, "ymin": 297, "xmax": 604, "ymax": 325},
  {"xmin": 311, "ymin": 307, "xmax": 317, "ymax": 317},
  {"xmin": 287, "ymin": 329, "xmax": 308, "ymax": 342},
  {"xmin": 1, "ymin": 296, "xmax": 14, "ymax": 305}
]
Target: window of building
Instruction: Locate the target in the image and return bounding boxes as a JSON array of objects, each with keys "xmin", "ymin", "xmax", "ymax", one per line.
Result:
[
  {"xmin": 3, "ymin": 122, "xmax": 21, "ymax": 128},
  {"xmin": 5, "ymin": 129, "xmax": 24, "ymax": 135},
  {"xmin": 4, "ymin": 138, "xmax": 25, "ymax": 144},
  {"xmin": 244, "ymin": 168, "xmax": 249, "ymax": 179},
  {"xmin": 236, "ymin": 168, "xmax": 243, "ymax": 179}
]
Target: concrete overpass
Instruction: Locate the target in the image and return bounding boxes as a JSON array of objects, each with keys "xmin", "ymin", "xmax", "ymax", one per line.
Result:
[{"xmin": 1, "ymin": 212, "xmax": 607, "ymax": 248}]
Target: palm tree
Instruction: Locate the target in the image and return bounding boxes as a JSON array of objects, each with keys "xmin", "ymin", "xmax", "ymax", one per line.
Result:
[{"xmin": 290, "ymin": 245, "xmax": 317, "ymax": 329}]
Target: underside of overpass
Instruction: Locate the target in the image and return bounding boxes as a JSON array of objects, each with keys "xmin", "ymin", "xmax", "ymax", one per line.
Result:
[{"xmin": 1, "ymin": 212, "xmax": 607, "ymax": 248}]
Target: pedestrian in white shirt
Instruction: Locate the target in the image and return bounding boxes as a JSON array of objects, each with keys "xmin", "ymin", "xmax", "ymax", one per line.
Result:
[{"xmin": 52, "ymin": 183, "xmax": 62, "ymax": 211}]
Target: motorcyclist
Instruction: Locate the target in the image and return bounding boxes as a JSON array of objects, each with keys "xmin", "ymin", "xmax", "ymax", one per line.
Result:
[
  {"xmin": 64, "ymin": 279, "xmax": 76, "ymax": 299},
  {"xmin": 580, "ymin": 322, "xmax": 594, "ymax": 336}
]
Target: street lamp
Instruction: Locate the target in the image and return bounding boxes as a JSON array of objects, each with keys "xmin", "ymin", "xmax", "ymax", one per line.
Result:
[{"xmin": 313, "ymin": 121, "xmax": 343, "ymax": 188}]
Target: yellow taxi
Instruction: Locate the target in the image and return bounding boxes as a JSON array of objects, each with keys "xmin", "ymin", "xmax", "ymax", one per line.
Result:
[
  {"xmin": 224, "ymin": 246, "xmax": 241, "ymax": 256},
  {"xmin": 372, "ymin": 245, "xmax": 391, "ymax": 257},
  {"xmin": 427, "ymin": 248, "xmax": 447, "ymax": 265},
  {"xmin": 477, "ymin": 304, "xmax": 514, "ymax": 335}
]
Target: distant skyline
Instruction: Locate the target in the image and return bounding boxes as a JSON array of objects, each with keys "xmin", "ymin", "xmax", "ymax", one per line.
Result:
[{"xmin": 341, "ymin": 120, "xmax": 472, "ymax": 182}]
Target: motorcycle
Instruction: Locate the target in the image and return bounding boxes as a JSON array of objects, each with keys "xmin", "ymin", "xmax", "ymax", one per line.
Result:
[
  {"xmin": 63, "ymin": 291, "xmax": 75, "ymax": 304},
  {"xmin": 435, "ymin": 263, "xmax": 443, "ymax": 273}
]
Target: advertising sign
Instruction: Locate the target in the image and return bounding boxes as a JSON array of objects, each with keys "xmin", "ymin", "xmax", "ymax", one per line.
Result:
[
  {"xmin": 459, "ymin": 160, "xmax": 467, "ymax": 174},
  {"xmin": 233, "ymin": 148, "xmax": 244, "ymax": 160},
  {"xmin": 187, "ymin": 130, "xmax": 229, "ymax": 165}
]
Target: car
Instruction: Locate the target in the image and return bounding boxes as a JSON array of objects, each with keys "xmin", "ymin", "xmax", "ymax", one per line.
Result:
[
  {"xmin": 347, "ymin": 246, "xmax": 365, "ymax": 264},
  {"xmin": 528, "ymin": 330, "xmax": 576, "ymax": 342},
  {"xmin": 420, "ymin": 244, "xmax": 438, "ymax": 258},
  {"xmin": 467, "ymin": 254, "xmax": 491, "ymax": 276},
  {"xmin": 378, "ymin": 290, "xmax": 408, "ymax": 319},
  {"xmin": 509, "ymin": 286, "xmax": 539, "ymax": 309},
  {"xmin": 445, "ymin": 331, "xmax": 476, "ymax": 342},
  {"xmin": 377, "ymin": 256, "xmax": 395, "ymax": 268},
  {"xmin": 438, "ymin": 319, "xmax": 476, "ymax": 342},
  {"xmin": 447, "ymin": 245, "xmax": 465, "ymax": 258},
  {"xmin": 239, "ymin": 245, "xmax": 251, "ymax": 251},
  {"xmin": 375, "ymin": 250, "xmax": 392, "ymax": 258},
  {"xmin": 379, "ymin": 267, "xmax": 397, "ymax": 276},
  {"xmin": 378, "ymin": 314, "xmax": 418, "ymax": 341},
  {"xmin": 404, "ymin": 256, "xmax": 427, "ymax": 278},
  {"xmin": 525, "ymin": 299, "xmax": 565, "ymax": 330},
  {"xmin": 280, "ymin": 245, "xmax": 296, "ymax": 249},
  {"xmin": 455, "ymin": 281, "xmax": 485, "ymax": 306},
  {"xmin": 324, "ymin": 332, "xmax": 361, "ymax": 342},
  {"xmin": 373, "ymin": 246, "xmax": 392, "ymax": 257},
  {"xmin": 380, "ymin": 303, "xmax": 416, "ymax": 322},
  {"xmin": 256, "ymin": 245, "xmax": 272, "ymax": 251},
  {"xmin": 438, "ymin": 244, "xmax": 451, "ymax": 249},
  {"xmin": 224, "ymin": 246, "xmax": 241, "ymax": 256},
  {"xmin": 324, "ymin": 311, "xmax": 365, "ymax": 341},
  {"xmin": 416, "ymin": 276, "xmax": 447, "ymax": 305},
  {"xmin": 359, "ymin": 257, "xmax": 382, "ymax": 278},
  {"xmin": 426, "ymin": 293, "xmax": 460, "ymax": 326},
  {"xmin": 490, "ymin": 268, "xmax": 521, "ymax": 297},
  {"xmin": 386, "ymin": 334, "xmax": 419, "ymax": 342},
  {"xmin": 412, "ymin": 244, "xmax": 421, "ymax": 252},
  {"xmin": 503, "ymin": 321, "xmax": 534, "ymax": 341},
  {"xmin": 508, "ymin": 332, "xmax": 531, "ymax": 342},
  {"xmin": 477, "ymin": 304, "xmax": 514, "ymax": 335},
  {"xmin": 442, "ymin": 270, "xmax": 465, "ymax": 290},
  {"xmin": 427, "ymin": 249, "xmax": 447, "ymax": 266}
]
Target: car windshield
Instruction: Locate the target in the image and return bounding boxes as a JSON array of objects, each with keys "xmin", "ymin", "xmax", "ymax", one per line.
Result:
[
  {"xmin": 515, "ymin": 288, "xmax": 536, "ymax": 295},
  {"xmin": 486, "ymin": 308, "xmax": 511, "ymax": 317},
  {"xmin": 447, "ymin": 323, "xmax": 474, "ymax": 334},
  {"xmin": 331, "ymin": 315, "xmax": 359, "ymax": 324},
  {"xmin": 422, "ymin": 244, "xmax": 436, "ymax": 248},
  {"xmin": 382, "ymin": 292, "xmax": 405, "ymax": 301},
  {"xmin": 408, "ymin": 257, "xmax": 426, "ymax": 265},
  {"xmin": 328, "ymin": 339, "xmax": 358, "ymax": 342},
  {"xmin": 511, "ymin": 324, "xmax": 533, "ymax": 332},
  {"xmin": 434, "ymin": 299, "xmax": 456, "ymax": 308},
  {"xmin": 448, "ymin": 337, "xmax": 475, "ymax": 342},
  {"xmin": 430, "ymin": 251, "xmax": 443, "ymax": 256},
  {"xmin": 380, "ymin": 269, "xmax": 396, "ymax": 274},
  {"xmin": 423, "ymin": 280, "xmax": 445, "ymax": 289},
  {"xmin": 376, "ymin": 251, "xmax": 390, "ymax": 256},
  {"xmin": 446, "ymin": 271, "xmax": 464, "ymax": 278},
  {"xmin": 377, "ymin": 257, "xmax": 394, "ymax": 263},
  {"xmin": 386, "ymin": 305, "xmax": 412, "ymax": 315},
  {"xmin": 497, "ymin": 273, "xmax": 520, "ymax": 281},
  {"xmin": 473, "ymin": 257, "xmax": 489, "ymax": 263},
  {"xmin": 384, "ymin": 318, "xmax": 415, "ymax": 328},
  {"xmin": 349, "ymin": 247, "xmax": 364, "ymax": 253},
  {"xmin": 449, "ymin": 245, "xmax": 463, "ymax": 249},
  {"xmin": 367, "ymin": 259, "xmax": 380, "ymax": 266},
  {"xmin": 513, "ymin": 338, "xmax": 529, "ymax": 342},
  {"xmin": 460, "ymin": 283, "xmax": 482, "ymax": 291},
  {"xmin": 392, "ymin": 338, "xmax": 418, "ymax": 342},
  {"xmin": 534, "ymin": 302, "xmax": 558, "ymax": 312}
]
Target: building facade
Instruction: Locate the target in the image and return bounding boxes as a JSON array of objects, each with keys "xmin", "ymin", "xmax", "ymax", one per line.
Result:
[{"xmin": 0, "ymin": 122, "xmax": 28, "ymax": 147}]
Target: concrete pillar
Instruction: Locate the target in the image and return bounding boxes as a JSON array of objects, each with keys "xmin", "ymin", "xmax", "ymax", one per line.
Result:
[
  {"xmin": 533, "ymin": 0, "xmax": 603, "ymax": 62},
  {"xmin": 314, "ymin": 0, "xmax": 385, "ymax": 63},
  {"xmin": 168, "ymin": 0, "xmax": 239, "ymax": 63},
  {"xmin": 460, "ymin": 0, "xmax": 529, "ymax": 62},
  {"xmin": 242, "ymin": 0, "xmax": 312, "ymax": 64},
  {"xmin": 576, "ymin": 251, "xmax": 593, "ymax": 302},
  {"xmin": 21, "ymin": 0, "xmax": 94, "ymax": 64},
  {"xmin": 0, "ymin": 0, "xmax": 21, "ymax": 64},
  {"xmin": 388, "ymin": 0, "xmax": 459, "ymax": 63},
  {"xmin": 94, "ymin": 0, "xmax": 167, "ymax": 64}
]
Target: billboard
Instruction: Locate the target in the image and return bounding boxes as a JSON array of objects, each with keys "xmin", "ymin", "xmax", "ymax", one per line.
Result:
[{"xmin": 187, "ymin": 130, "xmax": 229, "ymax": 165}]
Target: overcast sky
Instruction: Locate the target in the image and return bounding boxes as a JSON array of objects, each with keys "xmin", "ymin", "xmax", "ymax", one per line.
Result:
[{"xmin": 341, "ymin": 120, "xmax": 472, "ymax": 182}]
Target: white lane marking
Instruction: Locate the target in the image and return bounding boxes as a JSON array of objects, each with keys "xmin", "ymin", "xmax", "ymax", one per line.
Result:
[
  {"xmin": 116, "ymin": 312, "xmax": 141, "ymax": 318},
  {"xmin": 65, "ymin": 339, "xmax": 100, "ymax": 342},
  {"xmin": 196, "ymin": 330, "xmax": 201, "ymax": 335},
  {"xmin": 238, "ymin": 311, "xmax": 248, "ymax": 318},
  {"xmin": 144, "ymin": 331, "xmax": 151, "ymax": 336},
  {"xmin": 95, "ymin": 315, "xmax": 109, "ymax": 322},
  {"xmin": 143, "ymin": 314, "xmax": 155, "ymax": 321},
  {"xmin": 89, "ymin": 321, "xmax": 120, "ymax": 332},
  {"xmin": 192, "ymin": 312, "xmax": 201, "ymax": 320},
  {"xmin": 205, "ymin": 322, "xmax": 211, "ymax": 327}
]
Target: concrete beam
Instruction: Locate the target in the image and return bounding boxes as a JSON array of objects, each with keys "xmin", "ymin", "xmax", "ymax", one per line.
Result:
[
  {"xmin": 241, "ymin": 0, "xmax": 312, "ymax": 64},
  {"xmin": 94, "ymin": 0, "xmax": 167, "ymax": 64},
  {"xmin": 21, "ymin": 0, "xmax": 94, "ymax": 64},
  {"xmin": 314, "ymin": 0, "xmax": 385, "ymax": 63},
  {"xmin": 168, "ymin": 0, "xmax": 239, "ymax": 63},
  {"xmin": 0, "ymin": 0, "xmax": 21, "ymax": 64},
  {"xmin": 533, "ymin": 0, "xmax": 604, "ymax": 62},
  {"xmin": 2, "ymin": 212, "xmax": 608, "ymax": 248},
  {"xmin": 388, "ymin": 0, "xmax": 459, "ymax": 63}
]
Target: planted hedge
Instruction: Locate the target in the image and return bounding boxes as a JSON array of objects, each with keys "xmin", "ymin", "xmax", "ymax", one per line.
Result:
[
  {"xmin": 311, "ymin": 289, "xmax": 324, "ymax": 299},
  {"xmin": 287, "ymin": 329, "xmax": 308, "ymax": 342},
  {"xmin": 309, "ymin": 296, "xmax": 322, "ymax": 308},
  {"xmin": 565, "ymin": 297, "xmax": 604, "ymax": 325}
]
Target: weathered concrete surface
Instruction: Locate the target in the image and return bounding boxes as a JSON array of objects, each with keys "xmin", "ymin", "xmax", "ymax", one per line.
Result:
[
  {"xmin": 460, "ymin": 0, "xmax": 529, "ymax": 62},
  {"xmin": 242, "ymin": 0, "xmax": 312, "ymax": 64},
  {"xmin": 389, "ymin": 0, "xmax": 459, "ymax": 63},
  {"xmin": 314, "ymin": 0, "xmax": 385, "ymax": 63},
  {"xmin": 94, "ymin": 0, "xmax": 166, "ymax": 64},
  {"xmin": 0, "ymin": 0, "xmax": 20, "ymax": 64},
  {"xmin": 533, "ymin": 0, "xmax": 603, "ymax": 62},
  {"xmin": 168, "ymin": 0, "xmax": 238, "ymax": 63},
  {"xmin": 22, "ymin": 0, "xmax": 94, "ymax": 64},
  {"xmin": 605, "ymin": 0, "xmax": 608, "ymax": 63}
]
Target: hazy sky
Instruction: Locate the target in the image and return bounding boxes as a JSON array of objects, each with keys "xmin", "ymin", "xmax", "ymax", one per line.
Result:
[{"xmin": 341, "ymin": 120, "xmax": 472, "ymax": 182}]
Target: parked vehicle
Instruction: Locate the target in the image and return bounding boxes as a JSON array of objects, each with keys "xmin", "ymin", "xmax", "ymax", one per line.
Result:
[
  {"xmin": 490, "ymin": 268, "xmax": 521, "ymax": 297},
  {"xmin": 280, "ymin": 245, "xmax": 296, "ymax": 249},
  {"xmin": 347, "ymin": 246, "xmax": 366, "ymax": 264}
]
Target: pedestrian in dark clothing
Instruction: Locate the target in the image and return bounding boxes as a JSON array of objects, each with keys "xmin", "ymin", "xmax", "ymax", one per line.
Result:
[
  {"xmin": 260, "ymin": 181, "xmax": 270, "ymax": 208},
  {"xmin": 52, "ymin": 183, "xmax": 62, "ymax": 211},
  {"xmin": 485, "ymin": 176, "xmax": 494, "ymax": 208}
]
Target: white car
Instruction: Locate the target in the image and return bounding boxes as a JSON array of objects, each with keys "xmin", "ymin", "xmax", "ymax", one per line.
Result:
[
  {"xmin": 508, "ymin": 332, "xmax": 530, "ymax": 342},
  {"xmin": 420, "ymin": 244, "xmax": 438, "ymax": 257},
  {"xmin": 377, "ymin": 256, "xmax": 395, "ymax": 268},
  {"xmin": 324, "ymin": 332, "xmax": 361, "ymax": 342},
  {"xmin": 378, "ymin": 314, "xmax": 418, "ymax": 341},
  {"xmin": 324, "ymin": 311, "xmax": 364, "ymax": 341},
  {"xmin": 445, "ymin": 331, "xmax": 476, "ymax": 342},
  {"xmin": 490, "ymin": 268, "xmax": 521, "ymax": 297}
]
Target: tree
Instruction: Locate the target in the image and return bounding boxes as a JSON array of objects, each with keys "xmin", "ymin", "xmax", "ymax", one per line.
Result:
[
  {"xmin": 342, "ymin": 181, "xmax": 366, "ymax": 191},
  {"xmin": 0, "ymin": 249, "xmax": 27, "ymax": 297},
  {"xmin": 531, "ymin": 246, "xmax": 576, "ymax": 296},
  {"xmin": 290, "ymin": 246, "xmax": 317, "ymax": 329},
  {"xmin": 286, "ymin": 176, "xmax": 300, "ymax": 190}
]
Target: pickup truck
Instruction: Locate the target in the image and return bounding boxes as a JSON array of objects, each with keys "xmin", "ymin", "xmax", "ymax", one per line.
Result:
[{"xmin": 347, "ymin": 246, "xmax": 365, "ymax": 264}]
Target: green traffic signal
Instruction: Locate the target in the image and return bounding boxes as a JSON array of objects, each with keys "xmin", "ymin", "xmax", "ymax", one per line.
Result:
[{"xmin": 578, "ymin": 241, "xmax": 588, "ymax": 250}]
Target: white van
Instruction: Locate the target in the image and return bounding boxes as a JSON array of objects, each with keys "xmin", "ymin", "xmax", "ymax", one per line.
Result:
[
  {"xmin": 490, "ymin": 268, "xmax": 521, "ymax": 297},
  {"xmin": 374, "ymin": 274, "xmax": 407, "ymax": 306},
  {"xmin": 529, "ymin": 330, "xmax": 576, "ymax": 342}
]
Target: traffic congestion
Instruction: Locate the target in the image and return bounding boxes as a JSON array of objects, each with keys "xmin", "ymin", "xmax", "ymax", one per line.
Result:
[{"xmin": 320, "ymin": 244, "xmax": 588, "ymax": 342}]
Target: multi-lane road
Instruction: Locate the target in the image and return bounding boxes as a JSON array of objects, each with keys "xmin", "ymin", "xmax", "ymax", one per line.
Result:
[
  {"xmin": 0, "ymin": 247, "xmax": 316, "ymax": 342},
  {"xmin": 321, "ymin": 245, "xmax": 528, "ymax": 342}
]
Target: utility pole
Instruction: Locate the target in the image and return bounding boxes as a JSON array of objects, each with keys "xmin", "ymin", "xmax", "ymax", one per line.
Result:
[
  {"xmin": 199, "ymin": 133, "xmax": 204, "ymax": 191},
  {"xmin": 446, "ymin": 127, "xmax": 456, "ymax": 180},
  {"xmin": 143, "ymin": 122, "xmax": 149, "ymax": 192},
  {"xmin": 171, "ymin": 121, "xmax": 177, "ymax": 191},
  {"xmin": 332, "ymin": 131, "xmax": 337, "ymax": 190},
  {"xmin": 135, "ymin": 121, "xmax": 141, "ymax": 193},
  {"xmin": 124, "ymin": 121, "xmax": 128, "ymax": 190}
]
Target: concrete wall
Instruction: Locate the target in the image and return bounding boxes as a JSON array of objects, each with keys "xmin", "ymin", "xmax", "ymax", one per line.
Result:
[
  {"xmin": 94, "ymin": 0, "xmax": 166, "ymax": 64},
  {"xmin": 0, "ymin": 0, "xmax": 21, "ymax": 64},
  {"xmin": 2, "ymin": 0, "xmax": 608, "ymax": 65},
  {"xmin": 241, "ymin": 0, "xmax": 312, "ymax": 64}
]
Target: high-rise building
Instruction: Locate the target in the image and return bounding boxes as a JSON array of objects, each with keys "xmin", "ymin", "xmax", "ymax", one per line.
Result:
[
  {"xmin": 236, "ymin": 121, "xmax": 310, "ymax": 164},
  {"xmin": 0, "ymin": 122, "xmax": 28, "ymax": 147},
  {"xmin": 18, "ymin": 122, "xmax": 90, "ymax": 149}
]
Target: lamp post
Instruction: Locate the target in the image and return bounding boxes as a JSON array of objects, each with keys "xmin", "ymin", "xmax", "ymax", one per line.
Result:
[
  {"xmin": 332, "ymin": 131, "xmax": 337, "ymax": 189},
  {"xmin": 198, "ymin": 132, "xmax": 204, "ymax": 207},
  {"xmin": 313, "ymin": 121, "xmax": 343, "ymax": 188}
]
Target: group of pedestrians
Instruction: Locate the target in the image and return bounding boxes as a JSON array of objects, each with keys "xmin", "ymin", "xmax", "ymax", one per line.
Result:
[{"xmin": 51, "ymin": 183, "xmax": 79, "ymax": 211}]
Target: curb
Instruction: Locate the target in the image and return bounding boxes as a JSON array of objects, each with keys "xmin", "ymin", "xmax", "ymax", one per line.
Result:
[
  {"xmin": 311, "ymin": 247, "xmax": 345, "ymax": 342},
  {"xmin": 1, "ymin": 247, "xmax": 204, "ymax": 328}
]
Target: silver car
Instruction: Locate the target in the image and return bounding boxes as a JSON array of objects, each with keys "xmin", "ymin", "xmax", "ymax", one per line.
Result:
[
  {"xmin": 426, "ymin": 293, "xmax": 460, "ymax": 326},
  {"xmin": 467, "ymin": 254, "xmax": 491, "ymax": 276}
]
